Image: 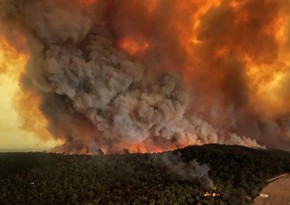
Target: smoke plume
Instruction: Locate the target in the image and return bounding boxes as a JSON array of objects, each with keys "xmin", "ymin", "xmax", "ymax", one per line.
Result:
[
  {"xmin": 1, "ymin": 0, "xmax": 290, "ymax": 153},
  {"xmin": 157, "ymin": 152, "xmax": 213, "ymax": 187}
]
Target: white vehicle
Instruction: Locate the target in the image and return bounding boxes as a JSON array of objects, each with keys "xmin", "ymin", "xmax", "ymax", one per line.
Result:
[{"xmin": 259, "ymin": 193, "xmax": 269, "ymax": 199}]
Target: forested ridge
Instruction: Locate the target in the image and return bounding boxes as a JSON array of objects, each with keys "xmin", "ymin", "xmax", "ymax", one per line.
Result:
[{"xmin": 1, "ymin": 144, "xmax": 290, "ymax": 205}]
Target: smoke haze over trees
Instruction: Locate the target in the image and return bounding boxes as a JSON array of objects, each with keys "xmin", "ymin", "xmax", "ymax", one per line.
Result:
[{"xmin": 1, "ymin": 144, "xmax": 290, "ymax": 204}]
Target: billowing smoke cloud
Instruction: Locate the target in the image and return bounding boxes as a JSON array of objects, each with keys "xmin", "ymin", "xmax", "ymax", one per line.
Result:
[{"xmin": 1, "ymin": 0, "xmax": 290, "ymax": 153}]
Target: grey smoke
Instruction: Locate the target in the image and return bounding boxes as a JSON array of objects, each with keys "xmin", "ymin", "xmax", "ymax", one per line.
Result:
[
  {"xmin": 157, "ymin": 152, "xmax": 213, "ymax": 187},
  {"xmin": 0, "ymin": 0, "xmax": 261, "ymax": 153}
]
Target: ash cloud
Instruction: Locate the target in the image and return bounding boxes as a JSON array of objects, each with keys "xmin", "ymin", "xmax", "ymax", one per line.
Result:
[{"xmin": 2, "ymin": 0, "xmax": 290, "ymax": 153}]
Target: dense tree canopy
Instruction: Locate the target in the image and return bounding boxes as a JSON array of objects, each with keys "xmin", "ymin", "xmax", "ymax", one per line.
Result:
[{"xmin": 0, "ymin": 144, "xmax": 290, "ymax": 205}]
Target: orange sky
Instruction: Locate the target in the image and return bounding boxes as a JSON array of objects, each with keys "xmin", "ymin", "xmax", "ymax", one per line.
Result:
[
  {"xmin": 0, "ymin": 36, "xmax": 59, "ymax": 151},
  {"xmin": 0, "ymin": 0, "xmax": 290, "ymax": 152}
]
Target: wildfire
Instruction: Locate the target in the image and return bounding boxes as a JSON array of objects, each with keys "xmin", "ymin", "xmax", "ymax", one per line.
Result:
[
  {"xmin": 0, "ymin": 37, "xmax": 26, "ymax": 75},
  {"xmin": 0, "ymin": 33, "xmax": 56, "ymax": 147},
  {"xmin": 169, "ymin": 0, "xmax": 290, "ymax": 119},
  {"xmin": 119, "ymin": 37, "xmax": 150, "ymax": 57},
  {"xmin": 1, "ymin": 0, "xmax": 290, "ymax": 154},
  {"xmin": 244, "ymin": 8, "xmax": 290, "ymax": 117}
]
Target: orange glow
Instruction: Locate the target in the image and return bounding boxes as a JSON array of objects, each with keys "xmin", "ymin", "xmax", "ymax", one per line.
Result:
[
  {"xmin": 2, "ymin": 0, "xmax": 290, "ymax": 153},
  {"xmin": 244, "ymin": 9, "xmax": 290, "ymax": 117},
  {"xmin": 147, "ymin": 0, "xmax": 158, "ymax": 13},
  {"xmin": 0, "ymin": 33, "xmax": 55, "ymax": 149},
  {"xmin": 173, "ymin": 0, "xmax": 221, "ymax": 55},
  {"xmin": 125, "ymin": 142, "xmax": 172, "ymax": 154},
  {"xmin": 0, "ymin": 38, "xmax": 26, "ymax": 75},
  {"xmin": 119, "ymin": 37, "xmax": 150, "ymax": 56},
  {"xmin": 165, "ymin": 0, "xmax": 290, "ymax": 119},
  {"xmin": 15, "ymin": 91, "xmax": 53, "ymax": 140},
  {"xmin": 79, "ymin": 0, "xmax": 97, "ymax": 7}
]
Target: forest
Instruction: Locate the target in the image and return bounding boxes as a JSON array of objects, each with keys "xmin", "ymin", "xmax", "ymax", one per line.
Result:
[{"xmin": 1, "ymin": 144, "xmax": 290, "ymax": 205}]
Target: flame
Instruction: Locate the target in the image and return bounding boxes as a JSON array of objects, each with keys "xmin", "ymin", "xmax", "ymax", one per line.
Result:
[
  {"xmin": 1, "ymin": 0, "xmax": 290, "ymax": 153},
  {"xmin": 178, "ymin": 1, "xmax": 233, "ymax": 63},
  {"xmin": 119, "ymin": 37, "xmax": 150, "ymax": 56},
  {"xmin": 0, "ymin": 34, "xmax": 57, "ymax": 149},
  {"xmin": 87, "ymin": 0, "xmax": 290, "ymax": 152},
  {"xmin": 167, "ymin": 0, "xmax": 290, "ymax": 118},
  {"xmin": 15, "ymin": 91, "xmax": 53, "ymax": 140},
  {"xmin": 0, "ymin": 38, "xmax": 26, "ymax": 75},
  {"xmin": 244, "ymin": 8, "xmax": 290, "ymax": 117}
]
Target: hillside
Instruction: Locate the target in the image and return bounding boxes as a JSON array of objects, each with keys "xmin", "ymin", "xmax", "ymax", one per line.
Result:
[{"xmin": 0, "ymin": 144, "xmax": 290, "ymax": 205}]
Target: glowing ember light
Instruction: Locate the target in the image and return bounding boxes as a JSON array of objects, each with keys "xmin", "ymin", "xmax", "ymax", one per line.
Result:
[
  {"xmin": 174, "ymin": 0, "xmax": 221, "ymax": 55},
  {"xmin": 119, "ymin": 37, "xmax": 150, "ymax": 56},
  {"xmin": 204, "ymin": 191, "xmax": 221, "ymax": 197},
  {"xmin": 244, "ymin": 9, "xmax": 290, "ymax": 117},
  {"xmin": 0, "ymin": 34, "xmax": 60, "ymax": 150}
]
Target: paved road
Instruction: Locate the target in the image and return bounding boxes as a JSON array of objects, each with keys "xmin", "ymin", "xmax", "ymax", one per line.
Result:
[{"xmin": 253, "ymin": 174, "xmax": 290, "ymax": 205}]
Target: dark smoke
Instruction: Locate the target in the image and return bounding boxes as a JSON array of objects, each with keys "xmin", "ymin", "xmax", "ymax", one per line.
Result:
[{"xmin": 2, "ymin": 0, "xmax": 290, "ymax": 153}]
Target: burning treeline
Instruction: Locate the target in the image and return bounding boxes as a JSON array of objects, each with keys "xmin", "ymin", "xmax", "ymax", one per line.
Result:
[{"xmin": 0, "ymin": 0, "xmax": 290, "ymax": 154}]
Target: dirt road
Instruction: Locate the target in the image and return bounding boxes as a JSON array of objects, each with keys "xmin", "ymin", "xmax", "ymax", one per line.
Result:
[{"xmin": 253, "ymin": 174, "xmax": 290, "ymax": 205}]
